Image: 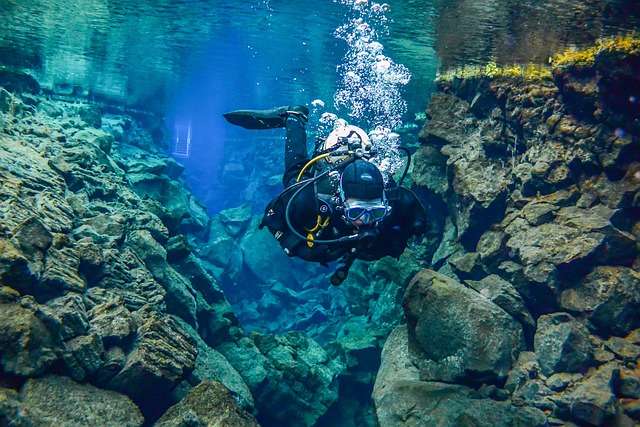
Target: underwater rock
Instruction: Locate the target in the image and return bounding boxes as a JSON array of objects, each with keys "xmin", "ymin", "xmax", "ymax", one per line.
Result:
[
  {"xmin": 0, "ymin": 69, "xmax": 40, "ymax": 94},
  {"xmin": 175, "ymin": 252, "xmax": 231, "ymax": 302},
  {"xmin": 45, "ymin": 293, "xmax": 89, "ymax": 340},
  {"xmin": 61, "ymin": 333, "xmax": 105, "ymax": 382},
  {"xmin": 117, "ymin": 144, "xmax": 208, "ymax": 236},
  {"xmin": 240, "ymin": 227, "xmax": 297, "ymax": 285},
  {"xmin": 193, "ymin": 291, "xmax": 237, "ymax": 348},
  {"xmin": 165, "ymin": 234, "xmax": 191, "ymax": 263},
  {"xmin": 219, "ymin": 204, "xmax": 253, "ymax": 237},
  {"xmin": 465, "ymin": 274, "xmax": 536, "ymax": 340},
  {"xmin": 19, "ymin": 375, "xmax": 143, "ymax": 427},
  {"xmin": 560, "ymin": 266, "xmax": 640, "ymax": 336},
  {"xmin": 368, "ymin": 277, "xmax": 404, "ymax": 334},
  {"xmin": 0, "ymin": 89, "xmax": 259, "ymax": 424},
  {"xmin": 534, "ymin": 312, "xmax": 593, "ymax": 377},
  {"xmin": 218, "ymin": 331, "xmax": 341, "ymax": 427},
  {"xmin": 337, "ymin": 326, "xmax": 380, "ymax": 374},
  {"xmin": 0, "ymin": 238, "xmax": 38, "ymax": 296},
  {"xmin": 12, "ymin": 217, "xmax": 53, "ymax": 265},
  {"xmin": 371, "ymin": 325, "xmax": 419, "ymax": 425},
  {"xmin": 604, "ymin": 335, "xmax": 640, "ymax": 362},
  {"xmin": 617, "ymin": 365, "xmax": 640, "ymax": 399},
  {"xmin": 127, "ymin": 229, "xmax": 197, "ymax": 325},
  {"xmin": 546, "ymin": 372, "xmax": 584, "ymax": 393},
  {"xmin": 0, "ymin": 387, "xmax": 35, "ymax": 426},
  {"xmin": 171, "ymin": 317, "xmax": 253, "ymax": 411},
  {"xmin": 40, "ymin": 245, "xmax": 86, "ymax": 297},
  {"xmin": 0, "ymin": 295, "xmax": 64, "ymax": 377},
  {"xmin": 419, "ymin": 92, "xmax": 473, "ymax": 146},
  {"xmin": 404, "ymin": 269, "xmax": 523, "ymax": 384},
  {"xmin": 409, "ymin": 145, "xmax": 449, "ymax": 195},
  {"xmin": 386, "ymin": 39, "xmax": 640, "ymax": 427},
  {"xmin": 154, "ymin": 380, "xmax": 259, "ymax": 427},
  {"xmin": 88, "ymin": 299, "xmax": 135, "ymax": 345},
  {"xmin": 107, "ymin": 310, "xmax": 198, "ymax": 404},
  {"xmin": 553, "ymin": 363, "xmax": 619, "ymax": 426},
  {"xmin": 372, "ymin": 326, "xmax": 547, "ymax": 427},
  {"xmin": 503, "ymin": 202, "xmax": 636, "ymax": 300},
  {"xmin": 202, "ymin": 215, "xmax": 244, "ymax": 282},
  {"xmin": 71, "ymin": 128, "xmax": 112, "ymax": 153},
  {"xmin": 503, "ymin": 351, "xmax": 543, "ymax": 394},
  {"xmin": 448, "ymin": 251, "xmax": 486, "ymax": 279}
]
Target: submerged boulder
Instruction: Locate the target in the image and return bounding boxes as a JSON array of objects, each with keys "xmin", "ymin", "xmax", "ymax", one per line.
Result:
[
  {"xmin": 551, "ymin": 363, "xmax": 619, "ymax": 426},
  {"xmin": 404, "ymin": 269, "xmax": 523, "ymax": 384},
  {"xmin": 155, "ymin": 380, "xmax": 259, "ymax": 427},
  {"xmin": 218, "ymin": 331, "xmax": 342, "ymax": 427},
  {"xmin": 534, "ymin": 312, "xmax": 593, "ymax": 377},
  {"xmin": 465, "ymin": 274, "xmax": 535, "ymax": 339},
  {"xmin": 240, "ymin": 227, "xmax": 297, "ymax": 285},
  {"xmin": 20, "ymin": 375, "xmax": 144, "ymax": 427},
  {"xmin": 0, "ymin": 295, "xmax": 64, "ymax": 377},
  {"xmin": 372, "ymin": 326, "xmax": 546, "ymax": 427},
  {"xmin": 560, "ymin": 266, "xmax": 640, "ymax": 335},
  {"xmin": 171, "ymin": 317, "xmax": 253, "ymax": 411},
  {"xmin": 107, "ymin": 310, "xmax": 198, "ymax": 404}
]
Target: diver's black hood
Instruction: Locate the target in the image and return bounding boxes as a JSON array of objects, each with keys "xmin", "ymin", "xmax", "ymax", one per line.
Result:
[{"xmin": 340, "ymin": 160, "xmax": 384, "ymax": 200}]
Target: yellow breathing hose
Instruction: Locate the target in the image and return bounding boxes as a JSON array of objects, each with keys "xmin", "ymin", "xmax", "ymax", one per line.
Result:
[{"xmin": 296, "ymin": 153, "xmax": 331, "ymax": 182}]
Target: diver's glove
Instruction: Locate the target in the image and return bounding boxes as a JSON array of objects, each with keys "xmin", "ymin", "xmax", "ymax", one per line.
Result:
[
  {"xmin": 410, "ymin": 219, "xmax": 426, "ymax": 236},
  {"xmin": 330, "ymin": 249, "xmax": 358, "ymax": 286},
  {"xmin": 330, "ymin": 263, "xmax": 350, "ymax": 286}
]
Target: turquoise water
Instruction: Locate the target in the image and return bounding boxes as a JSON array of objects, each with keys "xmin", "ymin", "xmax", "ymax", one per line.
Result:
[
  {"xmin": 2, "ymin": 0, "xmax": 639, "ymax": 310},
  {"xmin": 1, "ymin": 2, "xmax": 639, "ymax": 425},
  {"xmin": 3, "ymin": 0, "xmax": 638, "ymax": 114},
  {"xmin": 1, "ymin": 0, "xmax": 638, "ymax": 259}
]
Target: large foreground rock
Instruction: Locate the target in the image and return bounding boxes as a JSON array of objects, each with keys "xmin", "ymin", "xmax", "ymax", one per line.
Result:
[
  {"xmin": 404, "ymin": 270, "xmax": 523, "ymax": 384},
  {"xmin": 107, "ymin": 310, "xmax": 198, "ymax": 403},
  {"xmin": 372, "ymin": 326, "xmax": 547, "ymax": 427},
  {"xmin": 560, "ymin": 266, "xmax": 640, "ymax": 335},
  {"xmin": 534, "ymin": 312, "xmax": 592, "ymax": 376},
  {"xmin": 0, "ymin": 293, "xmax": 64, "ymax": 377}
]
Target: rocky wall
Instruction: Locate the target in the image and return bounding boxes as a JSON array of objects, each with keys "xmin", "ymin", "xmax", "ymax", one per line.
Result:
[
  {"xmin": 373, "ymin": 41, "xmax": 640, "ymax": 426},
  {"xmin": 0, "ymin": 83, "xmax": 344, "ymax": 427}
]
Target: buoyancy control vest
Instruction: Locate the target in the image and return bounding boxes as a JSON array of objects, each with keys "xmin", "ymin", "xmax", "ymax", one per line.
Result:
[
  {"xmin": 259, "ymin": 145, "xmax": 425, "ymax": 268},
  {"xmin": 259, "ymin": 167, "xmax": 356, "ymax": 264}
]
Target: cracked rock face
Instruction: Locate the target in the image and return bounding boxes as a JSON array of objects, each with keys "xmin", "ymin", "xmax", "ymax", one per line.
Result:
[
  {"xmin": 374, "ymin": 43, "xmax": 640, "ymax": 426},
  {"xmin": 155, "ymin": 380, "xmax": 260, "ymax": 427},
  {"xmin": 404, "ymin": 270, "xmax": 523, "ymax": 384},
  {"xmin": 19, "ymin": 375, "xmax": 144, "ymax": 427},
  {"xmin": 0, "ymin": 85, "xmax": 350, "ymax": 427}
]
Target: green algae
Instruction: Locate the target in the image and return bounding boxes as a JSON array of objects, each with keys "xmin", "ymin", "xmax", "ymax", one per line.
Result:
[
  {"xmin": 436, "ymin": 34, "xmax": 640, "ymax": 83},
  {"xmin": 550, "ymin": 33, "xmax": 640, "ymax": 69}
]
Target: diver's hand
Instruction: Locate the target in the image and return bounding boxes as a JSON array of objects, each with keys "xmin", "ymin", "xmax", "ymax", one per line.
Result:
[{"xmin": 330, "ymin": 264, "xmax": 349, "ymax": 286}]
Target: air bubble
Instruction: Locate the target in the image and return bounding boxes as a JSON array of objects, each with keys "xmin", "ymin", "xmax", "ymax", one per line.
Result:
[{"xmin": 329, "ymin": 0, "xmax": 412, "ymax": 177}]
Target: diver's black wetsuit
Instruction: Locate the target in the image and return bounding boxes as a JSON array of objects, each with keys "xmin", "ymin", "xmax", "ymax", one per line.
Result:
[{"xmin": 260, "ymin": 118, "xmax": 427, "ymax": 267}]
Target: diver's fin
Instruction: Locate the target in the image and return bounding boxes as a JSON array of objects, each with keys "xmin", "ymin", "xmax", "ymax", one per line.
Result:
[{"xmin": 223, "ymin": 106, "xmax": 308, "ymax": 129}]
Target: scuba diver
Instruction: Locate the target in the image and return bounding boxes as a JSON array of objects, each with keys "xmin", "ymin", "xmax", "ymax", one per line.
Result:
[{"xmin": 223, "ymin": 105, "xmax": 427, "ymax": 286}]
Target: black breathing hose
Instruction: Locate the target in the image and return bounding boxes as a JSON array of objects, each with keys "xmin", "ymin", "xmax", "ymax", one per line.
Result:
[
  {"xmin": 283, "ymin": 145, "xmax": 411, "ymax": 246},
  {"xmin": 397, "ymin": 146, "xmax": 411, "ymax": 187},
  {"xmin": 284, "ymin": 156, "xmax": 359, "ymax": 245}
]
